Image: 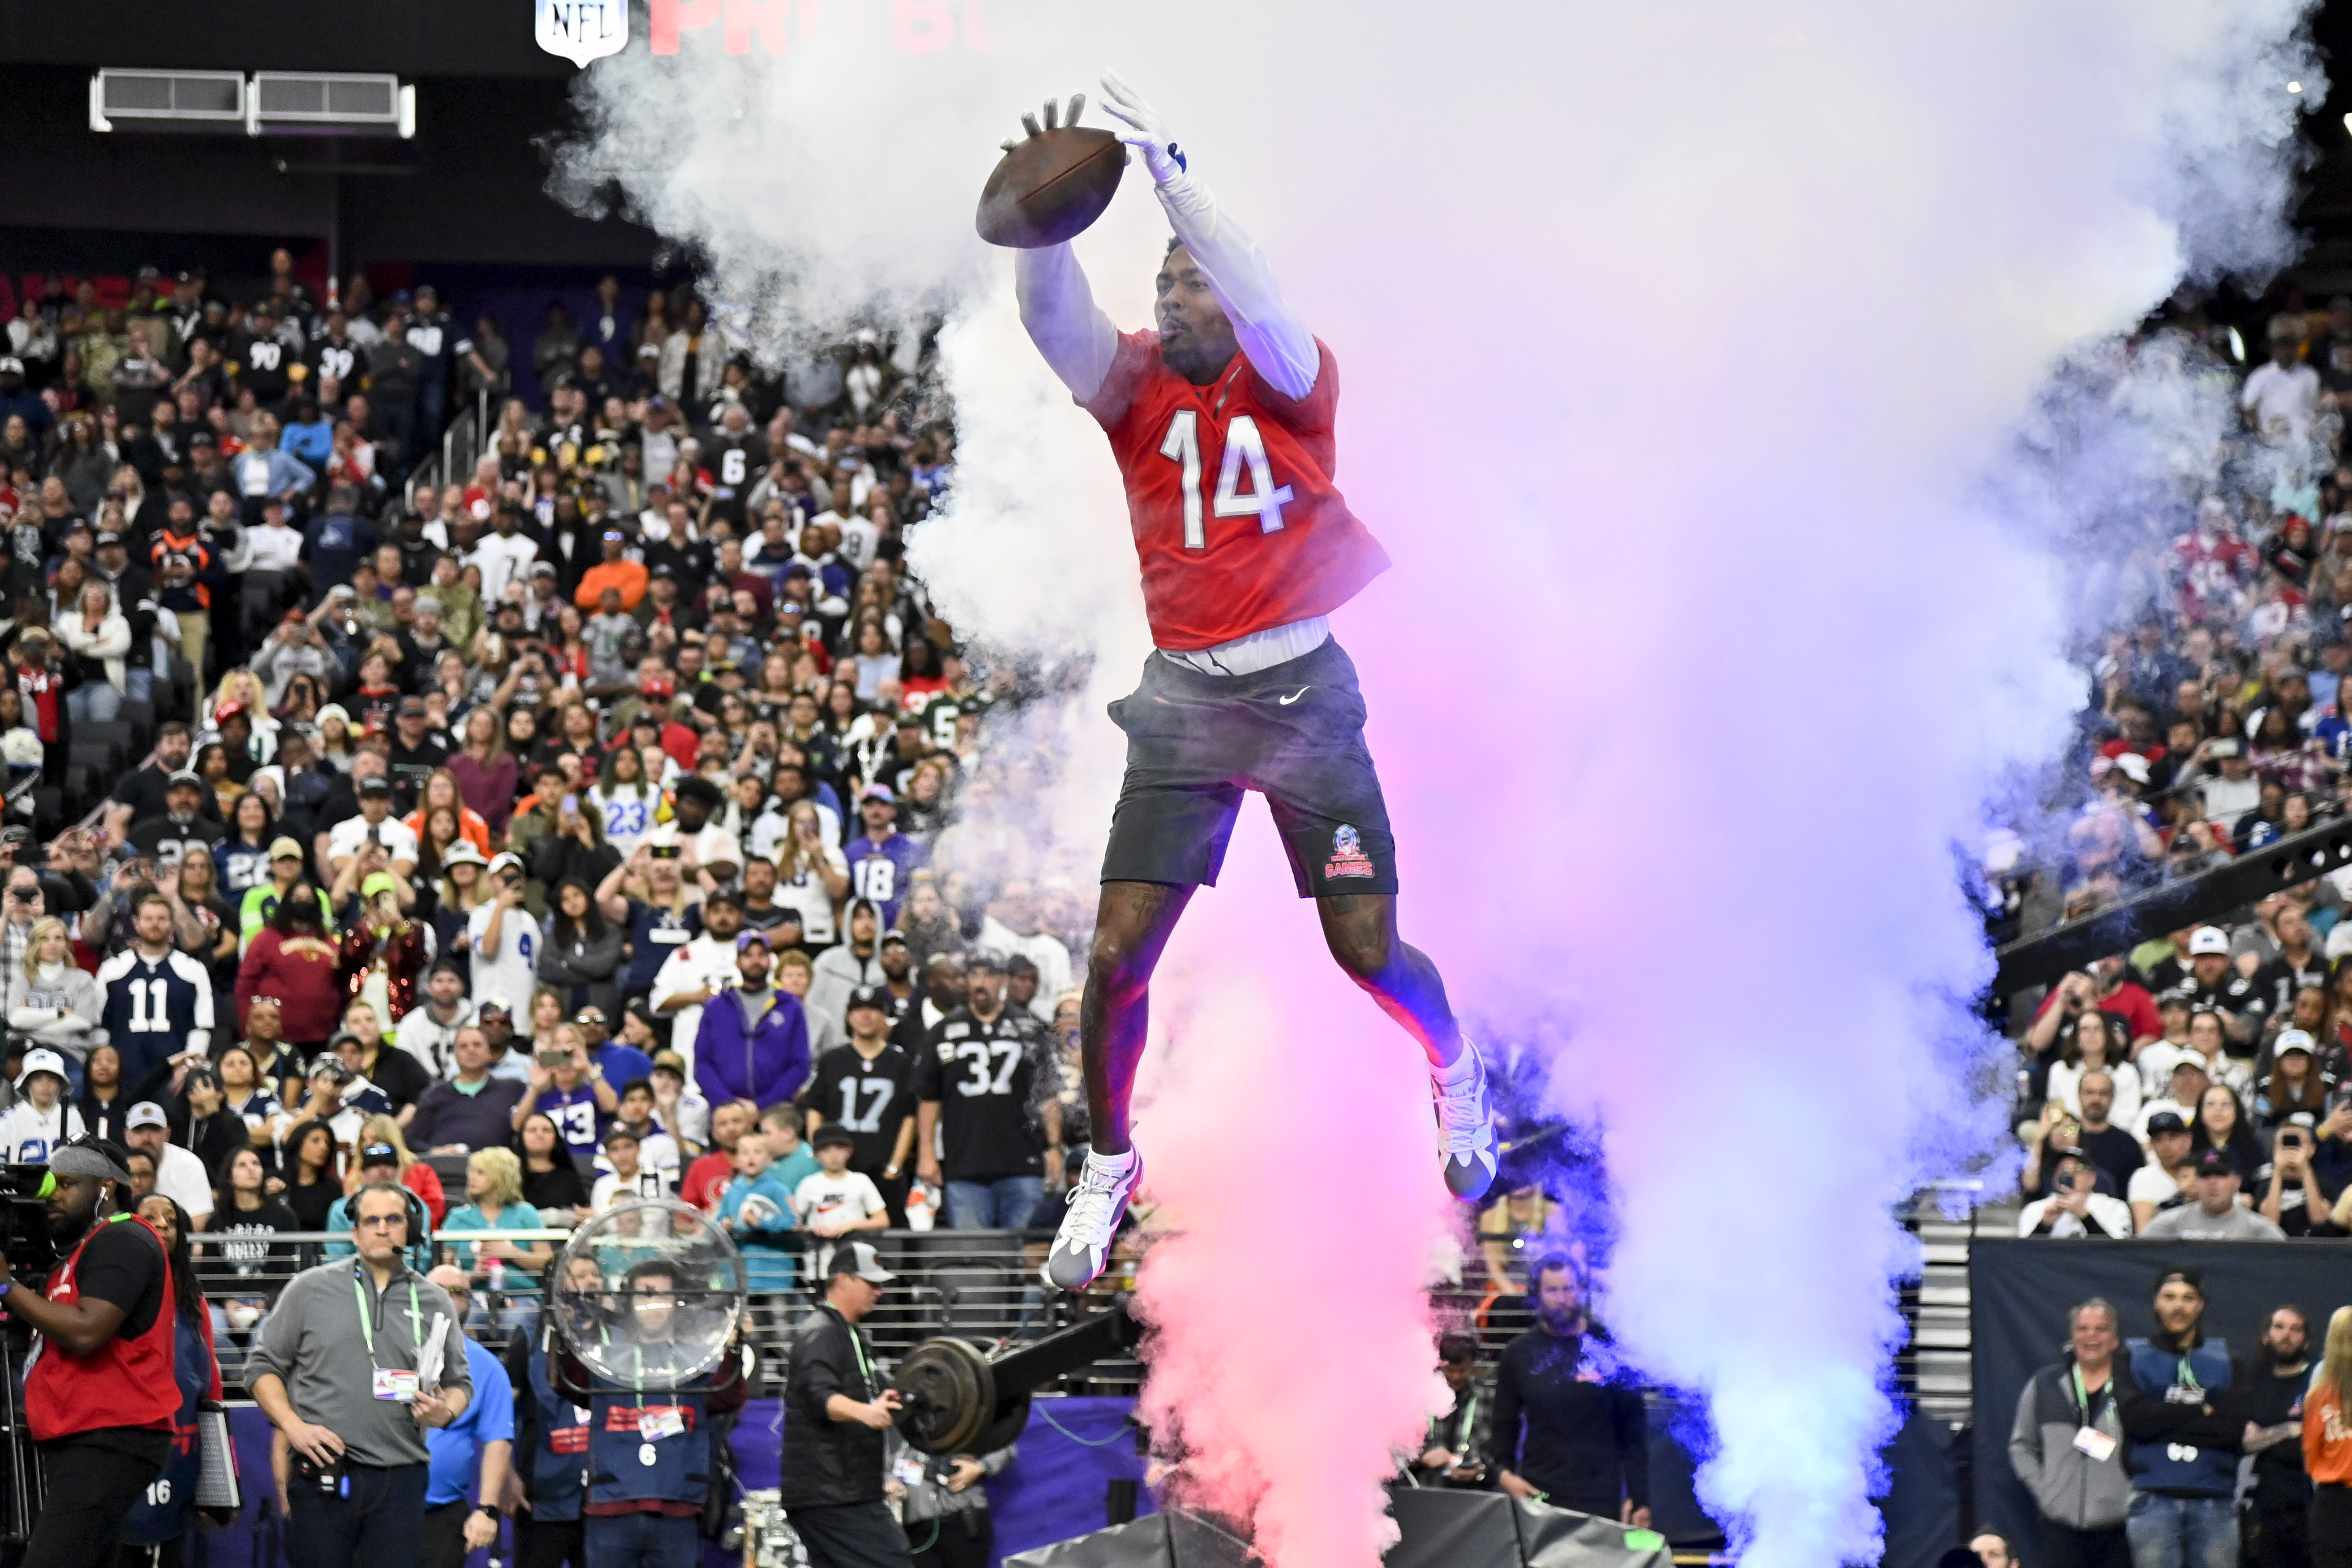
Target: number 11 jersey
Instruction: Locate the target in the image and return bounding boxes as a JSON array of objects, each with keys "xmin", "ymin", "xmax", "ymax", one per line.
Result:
[
  {"xmin": 1084, "ymin": 332, "xmax": 1390, "ymax": 653},
  {"xmin": 97, "ymin": 948, "xmax": 217, "ymax": 1088}
]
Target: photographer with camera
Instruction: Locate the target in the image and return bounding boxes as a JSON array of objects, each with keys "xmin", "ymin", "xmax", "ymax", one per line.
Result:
[
  {"xmin": 3, "ymin": 1137, "xmax": 182, "ymax": 1567},
  {"xmin": 247, "ymin": 1181, "xmax": 472, "ymax": 1565},
  {"xmin": 2258, "ymin": 1114, "xmax": 2339, "ymax": 1234}
]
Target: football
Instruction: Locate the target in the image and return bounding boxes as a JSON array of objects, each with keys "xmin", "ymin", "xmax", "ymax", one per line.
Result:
[{"xmin": 976, "ymin": 126, "xmax": 1127, "ymax": 249}]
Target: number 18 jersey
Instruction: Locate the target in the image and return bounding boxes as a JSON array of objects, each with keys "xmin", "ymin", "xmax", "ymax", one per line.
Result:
[{"xmin": 1084, "ymin": 332, "xmax": 1391, "ymax": 652}]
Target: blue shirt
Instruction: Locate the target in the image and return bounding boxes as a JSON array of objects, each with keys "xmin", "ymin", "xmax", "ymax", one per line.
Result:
[
  {"xmin": 426, "ymin": 1332, "xmax": 517, "ymax": 1505},
  {"xmin": 304, "ymin": 510, "xmax": 379, "ymax": 600},
  {"xmin": 594, "ymin": 1042, "xmax": 655, "ymax": 1093},
  {"xmin": 536, "ymin": 1082, "xmax": 603, "ymax": 1161},
  {"xmin": 844, "ymin": 832, "xmax": 928, "ymax": 927},
  {"xmin": 95, "ymin": 948, "xmax": 215, "ymax": 1090},
  {"xmin": 440, "ymin": 1200, "xmax": 545, "ymax": 1288},
  {"xmin": 717, "ymin": 1167, "xmax": 800, "ymax": 1290},
  {"xmin": 214, "ymin": 837, "xmax": 274, "ymax": 897}
]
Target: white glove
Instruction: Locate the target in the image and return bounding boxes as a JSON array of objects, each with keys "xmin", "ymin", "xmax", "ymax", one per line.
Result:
[
  {"xmin": 1000, "ymin": 93, "xmax": 1087, "ymax": 153},
  {"xmin": 1099, "ymin": 71, "xmax": 1188, "ymax": 187}
]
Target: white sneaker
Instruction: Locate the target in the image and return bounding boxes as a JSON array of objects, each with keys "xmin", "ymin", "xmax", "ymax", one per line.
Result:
[
  {"xmin": 1434, "ymin": 1041, "xmax": 1497, "ymax": 1201},
  {"xmin": 1041, "ymin": 1148, "xmax": 1142, "ymax": 1291}
]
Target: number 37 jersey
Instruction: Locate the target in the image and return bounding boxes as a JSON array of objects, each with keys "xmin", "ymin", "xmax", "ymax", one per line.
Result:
[{"xmin": 1085, "ymin": 331, "xmax": 1391, "ymax": 652}]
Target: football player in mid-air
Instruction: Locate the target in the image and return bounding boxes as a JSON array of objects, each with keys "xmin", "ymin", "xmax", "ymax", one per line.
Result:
[{"xmin": 1013, "ymin": 75, "xmax": 1496, "ymax": 1291}]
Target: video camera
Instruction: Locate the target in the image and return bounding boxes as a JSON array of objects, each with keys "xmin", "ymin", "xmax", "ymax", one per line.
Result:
[{"xmin": 0, "ymin": 1164, "xmax": 63, "ymax": 1283}]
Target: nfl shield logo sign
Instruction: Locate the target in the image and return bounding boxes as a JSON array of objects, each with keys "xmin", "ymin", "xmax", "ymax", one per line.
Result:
[{"xmin": 536, "ymin": 0, "xmax": 629, "ymax": 66}]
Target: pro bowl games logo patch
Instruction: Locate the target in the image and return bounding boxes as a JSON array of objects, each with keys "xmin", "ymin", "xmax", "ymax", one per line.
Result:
[
  {"xmin": 1326, "ymin": 825, "xmax": 1374, "ymax": 880},
  {"xmin": 536, "ymin": 0, "xmax": 629, "ymax": 66}
]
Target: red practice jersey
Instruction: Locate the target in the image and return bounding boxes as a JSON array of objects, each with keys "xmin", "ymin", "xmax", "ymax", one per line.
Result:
[{"xmin": 1085, "ymin": 331, "xmax": 1390, "ymax": 651}]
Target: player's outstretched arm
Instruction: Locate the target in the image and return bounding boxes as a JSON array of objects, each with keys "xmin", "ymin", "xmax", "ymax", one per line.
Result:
[
  {"xmin": 1098, "ymin": 71, "xmax": 1318, "ymax": 402},
  {"xmin": 1009, "ymin": 95, "xmax": 1120, "ymax": 404}
]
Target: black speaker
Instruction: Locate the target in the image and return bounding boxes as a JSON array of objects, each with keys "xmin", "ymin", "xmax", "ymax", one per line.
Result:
[{"xmin": 1003, "ymin": 1490, "xmax": 1673, "ymax": 1568}]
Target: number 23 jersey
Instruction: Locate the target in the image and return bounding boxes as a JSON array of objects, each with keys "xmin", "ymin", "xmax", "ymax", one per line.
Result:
[{"xmin": 1085, "ymin": 331, "xmax": 1390, "ymax": 652}]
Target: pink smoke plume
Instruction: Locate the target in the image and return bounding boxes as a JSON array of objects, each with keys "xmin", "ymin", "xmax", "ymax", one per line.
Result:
[
  {"xmin": 1128, "ymin": 807, "xmax": 1452, "ymax": 1568},
  {"xmin": 554, "ymin": 4, "xmax": 2323, "ymax": 1563}
]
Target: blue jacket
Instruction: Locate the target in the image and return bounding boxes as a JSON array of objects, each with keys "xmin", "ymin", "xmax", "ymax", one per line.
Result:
[
  {"xmin": 717, "ymin": 1168, "xmax": 800, "ymax": 1291},
  {"xmin": 691, "ymin": 987, "xmax": 809, "ymax": 1113},
  {"xmin": 2121, "ymin": 1336, "xmax": 2241, "ymax": 1497},
  {"xmin": 282, "ymin": 417, "xmax": 334, "ymax": 472},
  {"xmin": 526, "ymin": 1345, "xmax": 591, "ymax": 1522}
]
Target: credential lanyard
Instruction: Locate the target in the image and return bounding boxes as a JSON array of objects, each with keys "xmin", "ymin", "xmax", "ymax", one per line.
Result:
[
  {"xmin": 840, "ymin": 1309, "xmax": 875, "ymax": 1395},
  {"xmin": 352, "ymin": 1268, "xmax": 423, "ymax": 1369},
  {"xmin": 2070, "ymin": 1364, "xmax": 2104, "ymax": 1425},
  {"xmin": 2176, "ymin": 1354, "xmax": 2202, "ymax": 1394}
]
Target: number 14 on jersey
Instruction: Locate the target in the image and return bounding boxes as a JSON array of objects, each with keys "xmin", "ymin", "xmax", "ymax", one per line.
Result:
[{"xmin": 1159, "ymin": 411, "xmax": 1294, "ymax": 550}]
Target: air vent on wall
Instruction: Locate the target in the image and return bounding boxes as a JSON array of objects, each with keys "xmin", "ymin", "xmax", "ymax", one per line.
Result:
[
  {"xmin": 90, "ymin": 70, "xmax": 415, "ymax": 138},
  {"xmin": 89, "ymin": 69, "xmax": 246, "ymax": 131}
]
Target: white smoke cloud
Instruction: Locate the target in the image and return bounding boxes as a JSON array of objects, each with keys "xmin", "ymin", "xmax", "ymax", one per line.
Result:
[{"xmin": 555, "ymin": 3, "xmax": 2322, "ymax": 1561}]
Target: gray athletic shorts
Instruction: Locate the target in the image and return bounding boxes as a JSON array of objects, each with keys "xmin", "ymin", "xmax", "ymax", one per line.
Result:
[{"xmin": 1099, "ymin": 637, "xmax": 1398, "ymax": 898}]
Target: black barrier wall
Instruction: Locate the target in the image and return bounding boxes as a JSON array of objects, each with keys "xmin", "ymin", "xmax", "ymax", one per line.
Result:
[{"xmin": 1969, "ymin": 1239, "xmax": 2352, "ymax": 1554}]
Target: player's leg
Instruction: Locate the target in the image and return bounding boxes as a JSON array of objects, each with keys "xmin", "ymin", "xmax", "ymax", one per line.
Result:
[
  {"xmin": 1079, "ymin": 878, "xmax": 1195, "ymax": 1156},
  {"xmin": 1255, "ymin": 638, "xmax": 1498, "ymax": 1200},
  {"xmin": 1315, "ymin": 891, "xmax": 1496, "ymax": 1199},
  {"xmin": 1042, "ymin": 878, "xmax": 1191, "ymax": 1294},
  {"xmin": 1045, "ymin": 653, "xmax": 1245, "ymax": 1292},
  {"xmin": 1315, "ymin": 893, "xmax": 1462, "ymax": 1069}
]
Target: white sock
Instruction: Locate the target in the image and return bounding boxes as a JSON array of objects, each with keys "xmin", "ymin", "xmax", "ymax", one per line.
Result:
[
  {"xmin": 1434, "ymin": 1042, "xmax": 1480, "ymax": 1085},
  {"xmin": 1088, "ymin": 1146, "xmax": 1139, "ymax": 1172}
]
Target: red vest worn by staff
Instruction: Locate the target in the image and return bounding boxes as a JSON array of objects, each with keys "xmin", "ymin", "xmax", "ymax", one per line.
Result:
[
  {"xmin": 1086, "ymin": 332, "xmax": 1390, "ymax": 652},
  {"xmin": 24, "ymin": 1213, "xmax": 180, "ymax": 1440}
]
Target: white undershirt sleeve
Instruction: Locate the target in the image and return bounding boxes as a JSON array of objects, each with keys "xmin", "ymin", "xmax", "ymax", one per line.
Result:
[
  {"xmin": 1014, "ymin": 244, "xmax": 1120, "ymax": 405},
  {"xmin": 1154, "ymin": 171, "xmax": 1319, "ymax": 402}
]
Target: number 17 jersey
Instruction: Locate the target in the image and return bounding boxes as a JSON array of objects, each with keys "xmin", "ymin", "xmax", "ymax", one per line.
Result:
[{"xmin": 1084, "ymin": 332, "xmax": 1391, "ymax": 652}]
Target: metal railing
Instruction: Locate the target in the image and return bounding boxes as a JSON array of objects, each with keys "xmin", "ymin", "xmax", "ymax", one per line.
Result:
[
  {"xmin": 401, "ymin": 387, "xmax": 492, "ymax": 515},
  {"xmin": 186, "ymin": 1225, "xmax": 1142, "ymax": 1396}
]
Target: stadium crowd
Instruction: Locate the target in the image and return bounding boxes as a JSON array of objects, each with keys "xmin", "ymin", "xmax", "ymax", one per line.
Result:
[
  {"xmin": 10, "ymin": 253, "xmax": 2352, "ymax": 1566},
  {"xmin": 0, "ymin": 255, "xmax": 1112, "ymax": 1568}
]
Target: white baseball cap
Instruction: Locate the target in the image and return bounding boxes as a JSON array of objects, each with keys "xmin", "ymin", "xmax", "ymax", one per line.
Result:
[
  {"xmin": 827, "ymin": 1239, "xmax": 897, "ymax": 1284},
  {"xmin": 2187, "ymin": 927, "xmax": 2230, "ymax": 957},
  {"xmin": 126, "ymin": 1101, "xmax": 169, "ymax": 1130}
]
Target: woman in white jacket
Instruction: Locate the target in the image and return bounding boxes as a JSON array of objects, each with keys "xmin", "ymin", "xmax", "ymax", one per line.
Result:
[
  {"xmin": 54, "ymin": 581, "xmax": 129, "ymax": 724},
  {"xmin": 6, "ymin": 916, "xmax": 106, "ymax": 1071}
]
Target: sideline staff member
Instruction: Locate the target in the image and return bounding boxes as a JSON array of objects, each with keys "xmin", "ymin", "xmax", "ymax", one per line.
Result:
[
  {"xmin": 248, "ymin": 1182, "xmax": 474, "ymax": 1565},
  {"xmin": 4, "ymin": 1138, "xmax": 180, "ymax": 1568},
  {"xmin": 779, "ymin": 1242, "xmax": 911, "ymax": 1568}
]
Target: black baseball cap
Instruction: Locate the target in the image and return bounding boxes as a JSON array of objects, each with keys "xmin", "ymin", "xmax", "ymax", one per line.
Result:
[
  {"xmin": 812, "ymin": 1123, "xmax": 855, "ymax": 1151},
  {"xmin": 846, "ymin": 985, "xmax": 889, "ymax": 1014},
  {"xmin": 358, "ymin": 775, "xmax": 393, "ymax": 796},
  {"xmin": 359, "ymin": 1141, "xmax": 400, "ymax": 1169},
  {"xmin": 2145, "ymin": 1110, "xmax": 2189, "ymax": 1136},
  {"xmin": 2192, "ymin": 1149, "xmax": 2237, "ymax": 1176}
]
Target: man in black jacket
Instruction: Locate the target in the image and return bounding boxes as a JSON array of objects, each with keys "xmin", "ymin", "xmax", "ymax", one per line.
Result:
[
  {"xmin": 1493, "ymin": 1255, "xmax": 1650, "ymax": 1525},
  {"xmin": 778, "ymin": 1242, "xmax": 911, "ymax": 1568}
]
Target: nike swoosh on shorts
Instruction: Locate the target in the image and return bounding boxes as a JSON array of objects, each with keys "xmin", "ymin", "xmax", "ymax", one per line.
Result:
[{"xmin": 1278, "ymin": 688, "xmax": 1309, "ymax": 704}]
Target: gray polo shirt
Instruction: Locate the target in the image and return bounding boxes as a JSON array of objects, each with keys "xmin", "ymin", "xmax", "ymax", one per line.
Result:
[{"xmin": 245, "ymin": 1257, "xmax": 475, "ymax": 1468}]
